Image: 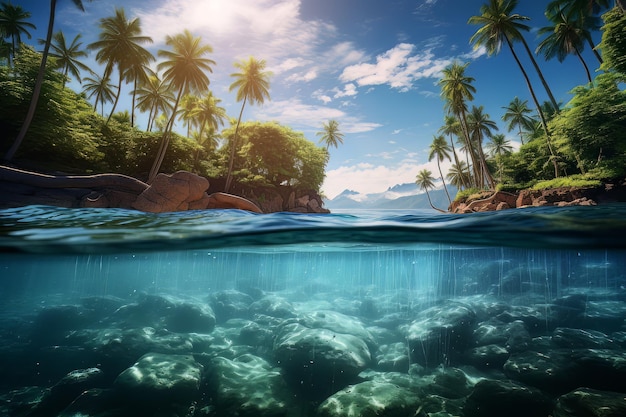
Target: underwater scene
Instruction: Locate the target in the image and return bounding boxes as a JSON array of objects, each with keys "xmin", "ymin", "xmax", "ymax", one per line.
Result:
[{"xmin": 1, "ymin": 205, "xmax": 626, "ymax": 417}]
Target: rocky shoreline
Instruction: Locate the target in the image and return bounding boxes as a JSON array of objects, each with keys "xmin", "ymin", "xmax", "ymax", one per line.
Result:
[
  {"xmin": 0, "ymin": 165, "xmax": 329, "ymax": 214},
  {"xmin": 450, "ymin": 182, "xmax": 626, "ymax": 213}
]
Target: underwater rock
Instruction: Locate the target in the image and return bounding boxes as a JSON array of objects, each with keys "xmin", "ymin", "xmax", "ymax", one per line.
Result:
[
  {"xmin": 207, "ymin": 354, "xmax": 295, "ymax": 417},
  {"xmin": 405, "ymin": 302, "xmax": 476, "ymax": 367},
  {"xmin": 273, "ymin": 322, "xmax": 371, "ymax": 400},
  {"xmin": 419, "ymin": 367, "xmax": 473, "ymax": 399},
  {"xmin": 463, "ymin": 379, "xmax": 553, "ymax": 417},
  {"xmin": 464, "ymin": 344, "xmax": 510, "ymax": 369},
  {"xmin": 31, "ymin": 367, "xmax": 105, "ymax": 416},
  {"xmin": 57, "ymin": 388, "xmax": 126, "ymax": 417},
  {"xmin": 317, "ymin": 380, "xmax": 424, "ymax": 417},
  {"xmin": 165, "ymin": 302, "xmax": 216, "ymax": 333},
  {"xmin": 114, "ymin": 352, "xmax": 203, "ymax": 406},
  {"xmin": 504, "ymin": 348, "xmax": 626, "ymax": 394},
  {"xmin": 374, "ymin": 342, "xmax": 410, "ymax": 372},
  {"xmin": 209, "ymin": 290, "xmax": 254, "ymax": 323},
  {"xmin": 297, "ymin": 310, "xmax": 377, "ymax": 351},
  {"xmin": 551, "ymin": 327, "xmax": 617, "ymax": 349},
  {"xmin": 249, "ymin": 294, "xmax": 297, "ymax": 318},
  {"xmin": 553, "ymin": 387, "xmax": 626, "ymax": 417},
  {"xmin": 31, "ymin": 305, "xmax": 96, "ymax": 346}
]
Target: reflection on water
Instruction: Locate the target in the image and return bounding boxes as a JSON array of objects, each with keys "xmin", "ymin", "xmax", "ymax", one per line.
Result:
[{"xmin": 0, "ymin": 205, "xmax": 625, "ymax": 417}]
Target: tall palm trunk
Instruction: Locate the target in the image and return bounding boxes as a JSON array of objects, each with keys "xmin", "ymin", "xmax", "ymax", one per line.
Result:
[
  {"xmin": 519, "ymin": 36, "xmax": 560, "ymax": 112},
  {"xmin": 574, "ymin": 47, "xmax": 593, "ymax": 83},
  {"xmin": 436, "ymin": 160, "xmax": 452, "ymax": 205},
  {"xmin": 148, "ymin": 86, "xmax": 183, "ymax": 182},
  {"xmin": 4, "ymin": 0, "xmax": 57, "ymax": 161},
  {"xmin": 447, "ymin": 134, "xmax": 469, "ymax": 189},
  {"xmin": 457, "ymin": 108, "xmax": 481, "ymax": 188},
  {"xmin": 106, "ymin": 69, "xmax": 123, "ymax": 124},
  {"xmin": 224, "ymin": 95, "xmax": 247, "ymax": 193},
  {"xmin": 505, "ymin": 35, "xmax": 559, "ymax": 178}
]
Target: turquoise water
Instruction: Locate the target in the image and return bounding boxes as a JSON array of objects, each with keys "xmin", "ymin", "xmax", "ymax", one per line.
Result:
[{"xmin": 1, "ymin": 205, "xmax": 625, "ymax": 416}]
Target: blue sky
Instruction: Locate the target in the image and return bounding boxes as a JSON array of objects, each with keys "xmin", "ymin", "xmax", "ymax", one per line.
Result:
[{"xmin": 19, "ymin": 0, "xmax": 604, "ymax": 198}]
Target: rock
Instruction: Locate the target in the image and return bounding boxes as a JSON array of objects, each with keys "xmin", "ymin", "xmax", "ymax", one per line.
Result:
[
  {"xmin": 405, "ymin": 302, "xmax": 476, "ymax": 367},
  {"xmin": 464, "ymin": 379, "xmax": 553, "ymax": 417},
  {"xmin": 208, "ymin": 354, "xmax": 295, "ymax": 416},
  {"xmin": 298, "ymin": 310, "xmax": 377, "ymax": 350},
  {"xmin": 32, "ymin": 368, "xmax": 105, "ymax": 416},
  {"xmin": 209, "ymin": 290, "xmax": 254, "ymax": 323},
  {"xmin": 273, "ymin": 322, "xmax": 371, "ymax": 400},
  {"xmin": 464, "ymin": 343, "xmax": 510, "ymax": 369},
  {"xmin": 553, "ymin": 388, "xmax": 626, "ymax": 417},
  {"xmin": 132, "ymin": 171, "xmax": 209, "ymax": 212},
  {"xmin": 375, "ymin": 342, "xmax": 410, "ymax": 372},
  {"xmin": 551, "ymin": 327, "xmax": 617, "ymax": 349},
  {"xmin": 317, "ymin": 380, "xmax": 423, "ymax": 417},
  {"xmin": 114, "ymin": 352, "xmax": 203, "ymax": 405},
  {"xmin": 166, "ymin": 302, "xmax": 216, "ymax": 333},
  {"xmin": 249, "ymin": 295, "xmax": 296, "ymax": 318},
  {"xmin": 206, "ymin": 192, "xmax": 263, "ymax": 212},
  {"xmin": 421, "ymin": 367, "xmax": 473, "ymax": 399}
]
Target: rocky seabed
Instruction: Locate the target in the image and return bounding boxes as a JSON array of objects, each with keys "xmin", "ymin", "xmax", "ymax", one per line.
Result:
[{"xmin": 1, "ymin": 283, "xmax": 626, "ymax": 417}]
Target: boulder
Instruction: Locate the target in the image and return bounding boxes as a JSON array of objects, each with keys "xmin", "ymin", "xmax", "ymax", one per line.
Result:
[
  {"xmin": 207, "ymin": 354, "xmax": 295, "ymax": 416},
  {"xmin": 317, "ymin": 380, "xmax": 423, "ymax": 417},
  {"xmin": 464, "ymin": 379, "xmax": 553, "ymax": 417},
  {"xmin": 114, "ymin": 352, "xmax": 203, "ymax": 405},
  {"xmin": 132, "ymin": 171, "xmax": 209, "ymax": 212},
  {"xmin": 553, "ymin": 388, "xmax": 626, "ymax": 417}
]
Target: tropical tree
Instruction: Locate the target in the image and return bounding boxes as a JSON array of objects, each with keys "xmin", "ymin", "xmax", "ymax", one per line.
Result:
[
  {"xmin": 501, "ymin": 97, "xmax": 534, "ymax": 144},
  {"xmin": 88, "ymin": 8, "xmax": 154, "ymax": 124},
  {"xmin": 467, "ymin": 105, "xmax": 497, "ymax": 188},
  {"xmin": 82, "ymin": 73, "xmax": 115, "ymax": 115},
  {"xmin": 599, "ymin": 6, "xmax": 626, "ymax": 75},
  {"xmin": 537, "ymin": 6, "xmax": 593, "ymax": 83},
  {"xmin": 193, "ymin": 91, "xmax": 226, "ymax": 142},
  {"xmin": 428, "ymin": 135, "xmax": 452, "ymax": 204},
  {"xmin": 44, "ymin": 31, "xmax": 91, "ymax": 87},
  {"xmin": 469, "ymin": 0, "xmax": 560, "ymax": 177},
  {"xmin": 135, "ymin": 74, "xmax": 174, "ymax": 132},
  {"xmin": 126, "ymin": 61, "xmax": 154, "ymax": 128},
  {"xmin": 438, "ymin": 115, "xmax": 463, "ymax": 167},
  {"xmin": 446, "ymin": 161, "xmax": 472, "ymax": 191},
  {"xmin": 317, "ymin": 119, "xmax": 344, "ymax": 149},
  {"xmin": 547, "ymin": 0, "xmax": 610, "ymax": 64},
  {"xmin": 416, "ymin": 169, "xmax": 445, "ymax": 212},
  {"xmin": 177, "ymin": 94, "xmax": 200, "ymax": 137},
  {"xmin": 438, "ymin": 61, "xmax": 480, "ymax": 187},
  {"xmin": 225, "ymin": 56, "xmax": 271, "ymax": 192},
  {"xmin": 486, "ymin": 133, "xmax": 514, "ymax": 182},
  {"xmin": 4, "ymin": 0, "xmax": 91, "ymax": 162},
  {"xmin": 148, "ymin": 30, "xmax": 215, "ymax": 182},
  {"xmin": 0, "ymin": 2, "xmax": 35, "ymax": 65}
]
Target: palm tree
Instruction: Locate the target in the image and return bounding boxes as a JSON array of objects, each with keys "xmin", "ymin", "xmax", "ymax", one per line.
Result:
[
  {"xmin": 135, "ymin": 74, "xmax": 175, "ymax": 132},
  {"xmin": 502, "ymin": 97, "xmax": 534, "ymax": 144},
  {"xmin": 438, "ymin": 61, "xmax": 479, "ymax": 188},
  {"xmin": 126, "ymin": 61, "xmax": 154, "ymax": 128},
  {"xmin": 429, "ymin": 135, "xmax": 452, "ymax": 204},
  {"xmin": 486, "ymin": 133, "xmax": 514, "ymax": 182},
  {"xmin": 467, "ymin": 105, "xmax": 497, "ymax": 189},
  {"xmin": 537, "ymin": 7, "xmax": 593, "ymax": 83},
  {"xmin": 0, "ymin": 2, "xmax": 35, "ymax": 65},
  {"xmin": 317, "ymin": 119, "xmax": 344, "ymax": 149},
  {"xmin": 469, "ymin": 0, "xmax": 560, "ymax": 177},
  {"xmin": 177, "ymin": 94, "xmax": 200, "ymax": 137},
  {"xmin": 447, "ymin": 161, "xmax": 472, "ymax": 191},
  {"xmin": 225, "ymin": 57, "xmax": 271, "ymax": 192},
  {"xmin": 88, "ymin": 7, "xmax": 154, "ymax": 124},
  {"xmin": 416, "ymin": 169, "xmax": 445, "ymax": 212},
  {"xmin": 148, "ymin": 30, "xmax": 215, "ymax": 182},
  {"xmin": 4, "ymin": 0, "xmax": 91, "ymax": 162},
  {"xmin": 82, "ymin": 73, "xmax": 115, "ymax": 116},
  {"xmin": 469, "ymin": 0, "xmax": 559, "ymax": 111},
  {"xmin": 547, "ymin": 0, "xmax": 610, "ymax": 64},
  {"xmin": 194, "ymin": 91, "xmax": 226, "ymax": 142},
  {"xmin": 44, "ymin": 31, "xmax": 91, "ymax": 87}
]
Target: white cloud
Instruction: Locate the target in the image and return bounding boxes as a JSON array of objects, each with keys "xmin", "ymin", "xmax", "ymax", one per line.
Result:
[
  {"xmin": 312, "ymin": 89, "xmax": 332, "ymax": 104},
  {"xmin": 339, "ymin": 43, "xmax": 454, "ymax": 92},
  {"xmin": 253, "ymin": 98, "xmax": 381, "ymax": 133},
  {"xmin": 333, "ymin": 83, "xmax": 358, "ymax": 98},
  {"xmin": 322, "ymin": 159, "xmax": 450, "ymax": 199}
]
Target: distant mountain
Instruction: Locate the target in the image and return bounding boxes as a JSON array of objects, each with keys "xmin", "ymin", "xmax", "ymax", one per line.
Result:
[{"xmin": 324, "ymin": 183, "xmax": 457, "ymax": 211}]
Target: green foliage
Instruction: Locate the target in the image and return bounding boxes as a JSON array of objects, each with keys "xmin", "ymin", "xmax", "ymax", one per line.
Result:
[
  {"xmin": 532, "ymin": 176, "xmax": 602, "ymax": 190},
  {"xmin": 453, "ymin": 187, "xmax": 483, "ymax": 201},
  {"xmin": 600, "ymin": 8, "xmax": 626, "ymax": 74},
  {"xmin": 549, "ymin": 72, "xmax": 626, "ymax": 177},
  {"xmin": 220, "ymin": 121, "xmax": 328, "ymax": 191}
]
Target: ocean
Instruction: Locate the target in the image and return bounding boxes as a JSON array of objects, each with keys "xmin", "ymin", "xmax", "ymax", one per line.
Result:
[{"xmin": 1, "ymin": 204, "xmax": 625, "ymax": 417}]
